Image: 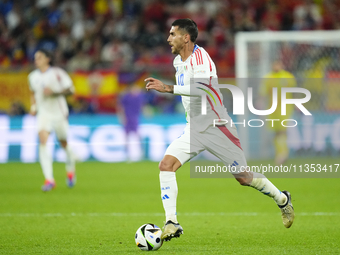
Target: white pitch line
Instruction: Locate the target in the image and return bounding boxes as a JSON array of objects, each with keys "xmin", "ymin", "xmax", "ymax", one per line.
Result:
[{"xmin": 0, "ymin": 212, "xmax": 339, "ymax": 217}]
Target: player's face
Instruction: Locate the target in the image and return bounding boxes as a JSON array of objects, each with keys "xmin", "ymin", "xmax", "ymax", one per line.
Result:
[
  {"xmin": 167, "ymin": 26, "xmax": 186, "ymax": 55},
  {"xmin": 34, "ymin": 51, "xmax": 50, "ymax": 69}
]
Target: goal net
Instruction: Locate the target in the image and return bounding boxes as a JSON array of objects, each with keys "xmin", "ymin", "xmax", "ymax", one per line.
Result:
[{"xmin": 235, "ymin": 31, "xmax": 340, "ymax": 160}]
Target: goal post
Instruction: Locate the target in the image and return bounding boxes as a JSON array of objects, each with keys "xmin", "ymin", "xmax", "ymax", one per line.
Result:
[{"xmin": 235, "ymin": 30, "xmax": 340, "ymax": 160}]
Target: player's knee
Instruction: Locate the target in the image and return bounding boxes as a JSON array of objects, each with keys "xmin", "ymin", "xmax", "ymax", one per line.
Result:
[
  {"xmin": 159, "ymin": 160, "xmax": 175, "ymax": 172},
  {"xmin": 39, "ymin": 137, "xmax": 48, "ymax": 145},
  {"xmin": 38, "ymin": 131, "xmax": 49, "ymax": 145},
  {"xmin": 39, "ymin": 140, "xmax": 47, "ymax": 146},
  {"xmin": 59, "ymin": 140, "xmax": 67, "ymax": 148}
]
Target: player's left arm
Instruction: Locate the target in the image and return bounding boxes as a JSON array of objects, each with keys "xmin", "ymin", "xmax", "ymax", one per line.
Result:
[
  {"xmin": 44, "ymin": 68, "xmax": 75, "ymax": 97},
  {"xmin": 44, "ymin": 87, "xmax": 74, "ymax": 97}
]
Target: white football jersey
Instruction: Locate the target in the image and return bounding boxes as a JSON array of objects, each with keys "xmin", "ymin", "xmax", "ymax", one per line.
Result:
[
  {"xmin": 28, "ymin": 67, "xmax": 74, "ymax": 119},
  {"xmin": 173, "ymin": 45, "xmax": 229, "ymax": 132}
]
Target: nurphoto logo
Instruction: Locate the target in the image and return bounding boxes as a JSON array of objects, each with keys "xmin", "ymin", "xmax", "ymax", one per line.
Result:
[{"xmin": 199, "ymin": 83, "xmax": 311, "ymax": 128}]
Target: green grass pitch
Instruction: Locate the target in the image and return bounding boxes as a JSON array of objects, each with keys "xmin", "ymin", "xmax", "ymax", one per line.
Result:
[{"xmin": 0, "ymin": 158, "xmax": 339, "ymax": 254}]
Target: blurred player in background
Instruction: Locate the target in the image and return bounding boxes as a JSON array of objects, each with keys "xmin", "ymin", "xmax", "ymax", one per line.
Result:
[
  {"xmin": 118, "ymin": 83, "xmax": 144, "ymax": 161},
  {"xmin": 28, "ymin": 49, "xmax": 76, "ymax": 192},
  {"xmin": 145, "ymin": 19, "xmax": 295, "ymax": 241},
  {"xmin": 260, "ymin": 61, "xmax": 296, "ymax": 165}
]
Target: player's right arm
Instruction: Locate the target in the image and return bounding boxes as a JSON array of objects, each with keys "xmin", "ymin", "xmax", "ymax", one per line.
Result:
[
  {"xmin": 144, "ymin": 77, "xmax": 174, "ymax": 93},
  {"xmin": 29, "ymin": 91, "xmax": 37, "ymax": 116},
  {"xmin": 144, "ymin": 77, "xmax": 210, "ymax": 96},
  {"xmin": 28, "ymin": 75, "xmax": 37, "ymax": 116}
]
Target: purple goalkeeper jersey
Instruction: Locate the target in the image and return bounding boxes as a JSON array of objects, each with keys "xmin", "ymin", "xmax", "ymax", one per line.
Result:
[{"xmin": 120, "ymin": 91, "xmax": 143, "ymax": 132}]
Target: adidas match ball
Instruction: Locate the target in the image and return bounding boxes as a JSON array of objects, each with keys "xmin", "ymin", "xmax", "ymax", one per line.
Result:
[{"xmin": 135, "ymin": 223, "xmax": 163, "ymax": 251}]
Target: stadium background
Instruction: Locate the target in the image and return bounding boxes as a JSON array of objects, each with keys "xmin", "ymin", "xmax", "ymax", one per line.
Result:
[{"xmin": 1, "ymin": 0, "xmax": 340, "ymax": 162}]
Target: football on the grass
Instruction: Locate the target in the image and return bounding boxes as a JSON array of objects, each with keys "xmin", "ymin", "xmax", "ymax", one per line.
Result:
[{"xmin": 135, "ymin": 223, "xmax": 163, "ymax": 251}]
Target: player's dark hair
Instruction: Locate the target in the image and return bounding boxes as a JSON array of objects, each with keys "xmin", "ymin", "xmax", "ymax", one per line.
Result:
[
  {"xmin": 172, "ymin": 19, "xmax": 198, "ymax": 43},
  {"xmin": 37, "ymin": 48, "xmax": 53, "ymax": 65}
]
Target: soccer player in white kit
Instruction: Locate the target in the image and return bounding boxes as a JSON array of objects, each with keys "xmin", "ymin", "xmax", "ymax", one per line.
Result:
[
  {"xmin": 28, "ymin": 49, "xmax": 76, "ymax": 192},
  {"xmin": 145, "ymin": 19, "xmax": 295, "ymax": 241}
]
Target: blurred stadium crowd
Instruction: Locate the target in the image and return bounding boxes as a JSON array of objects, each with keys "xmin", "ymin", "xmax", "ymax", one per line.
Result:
[
  {"xmin": 1, "ymin": 0, "xmax": 340, "ymax": 115},
  {"xmin": 1, "ymin": 0, "xmax": 340, "ymax": 72}
]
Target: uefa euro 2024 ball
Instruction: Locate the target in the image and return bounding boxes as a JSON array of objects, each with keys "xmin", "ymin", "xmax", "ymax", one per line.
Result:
[{"xmin": 135, "ymin": 223, "xmax": 163, "ymax": 251}]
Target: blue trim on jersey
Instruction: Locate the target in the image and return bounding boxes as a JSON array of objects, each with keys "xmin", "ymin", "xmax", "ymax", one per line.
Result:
[{"xmin": 180, "ymin": 45, "xmax": 199, "ymax": 62}]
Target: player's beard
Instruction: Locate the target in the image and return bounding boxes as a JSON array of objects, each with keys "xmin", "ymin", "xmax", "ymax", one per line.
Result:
[
  {"xmin": 171, "ymin": 46, "xmax": 178, "ymax": 55},
  {"xmin": 171, "ymin": 40, "xmax": 186, "ymax": 55},
  {"xmin": 171, "ymin": 45, "xmax": 181, "ymax": 55}
]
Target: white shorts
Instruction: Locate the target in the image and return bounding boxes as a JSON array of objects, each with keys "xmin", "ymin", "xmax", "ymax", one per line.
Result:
[
  {"xmin": 165, "ymin": 124, "xmax": 247, "ymax": 170},
  {"xmin": 37, "ymin": 115, "xmax": 69, "ymax": 141}
]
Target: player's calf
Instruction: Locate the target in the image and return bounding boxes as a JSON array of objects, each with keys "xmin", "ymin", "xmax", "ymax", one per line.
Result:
[{"xmin": 234, "ymin": 170, "xmax": 253, "ymax": 186}]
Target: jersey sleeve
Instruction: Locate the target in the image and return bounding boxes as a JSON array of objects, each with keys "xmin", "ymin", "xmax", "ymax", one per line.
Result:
[{"xmin": 173, "ymin": 84, "xmax": 206, "ymax": 96}]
